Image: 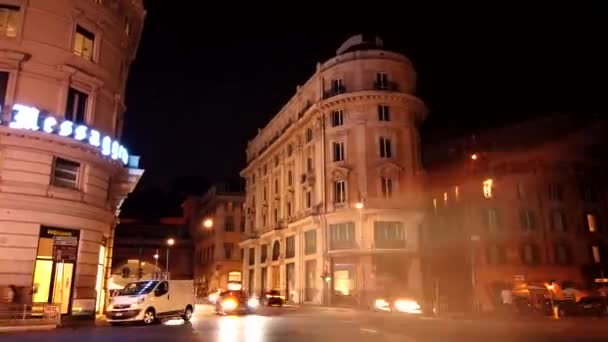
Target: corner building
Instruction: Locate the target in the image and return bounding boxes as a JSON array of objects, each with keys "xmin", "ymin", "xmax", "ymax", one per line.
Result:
[
  {"xmin": 0, "ymin": 0, "xmax": 145, "ymax": 317},
  {"xmin": 240, "ymin": 35, "xmax": 427, "ymax": 306}
]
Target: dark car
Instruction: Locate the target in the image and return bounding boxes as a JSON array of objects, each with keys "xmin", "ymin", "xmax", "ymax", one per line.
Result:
[
  {"xmin": 557, "ymin": 297, "xmax": 606, "ymax": 317},
  {"xmin": 215, "ymin": 290, "xmax": 259, "ymax": 315},
  {"xmin": 264, "ymin": 290, "xmax": 284, "ymax": 307}
]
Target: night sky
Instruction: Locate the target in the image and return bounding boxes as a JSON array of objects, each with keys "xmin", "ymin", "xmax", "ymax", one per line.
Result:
[{"xmin": 120, "ymin": 4, "xmax": 605, "ymax": 216}]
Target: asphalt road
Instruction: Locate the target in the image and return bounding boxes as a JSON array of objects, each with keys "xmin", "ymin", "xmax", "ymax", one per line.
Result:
[{"xmin": 1, "ymin": 306, "xmax": 608, "ymax": 341}]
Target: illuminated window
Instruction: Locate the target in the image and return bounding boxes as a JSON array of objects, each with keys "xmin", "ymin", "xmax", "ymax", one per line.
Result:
[
  {"xmin": 0, "ymin": 5, "xmax": 19, "ymax": 38},
  {"xmin": 332, "ymin": 141, "xmax": 345, "ymax": 162},
  {"xmin": 66, "ymin": 87, "xmax": 88, "ymax": 124},
  {"xmin": 331, "ymin": 110, "xmax": 344, "ymax": 127},
  {"xmin": 334, "ymin": 180, "xmax": 346, "ymax": 204},
  {"xmin": 73, "ymin": 25, "xmax": 95, "ymax": 61},
  {"xmin": 587, "ymin": 213, "xmax": 598, "ymax": 232},
  {"xmin": 443, "ymin": 192, "xmax": 448, "ymax": 205},
  {"xmin": 432, "ymin": 198, "xmax": 437, "ymax": 213},
  {"xmin": 379, "ymin": 137, "xmax": 392, "ymax": 158},
  {"xmin": 591, "ymin": 245, "xmax": 601, "ymax": 263},
  {"xmin": 454, "ymin": 186, "xmax": 459, "ymax": 202},
  {"xmin": 378, "ymin": 105, "xmax": 390, "ymax": 121},
  {"xmin": 381, "ymin": 177, "xmax": 393, "ymax": 199},
  {"xmin": 52, "ymin": 158, "xmax": 79, "ymax": 189},
  {"xmin": 483, "ymin": 179, "xmax": 493, "ymax": 199}
]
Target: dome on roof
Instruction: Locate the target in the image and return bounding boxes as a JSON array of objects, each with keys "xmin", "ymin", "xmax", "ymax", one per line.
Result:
[{"xmin": 336, "ymin": 34, "xmax": 384, "ymax": 55}]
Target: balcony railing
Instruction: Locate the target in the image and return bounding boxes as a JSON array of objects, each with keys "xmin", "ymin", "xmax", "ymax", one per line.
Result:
[
  {"xmin": 330, "ymin": 240, "xmax": 358, "ymax": 250},
  {"xmin": 323, "ymin": 85, "xmax": 346, "ymax": 99},
  {"xmin": 374, "ymin": 239, "xmax": 407, "ymax": 249},
  {"xmin": 373, "ymin": 81, "xmax": 399, "ymax": 91}
]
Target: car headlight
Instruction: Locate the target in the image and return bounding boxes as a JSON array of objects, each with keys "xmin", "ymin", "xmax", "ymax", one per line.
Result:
[
  {"xmin": 247, "ymin": 297, "xmax": 260, "ymax": 308},
  {"xmin": 374, "ymin": 298, "xmax": 391, "ymax": 311},
  {"xmin": 221, "ymin": 298, "xmax": 238, "ymax": 311},
  {"xmin": 394, "ymin": 299, "xmax": 421, "ymax": 314}
]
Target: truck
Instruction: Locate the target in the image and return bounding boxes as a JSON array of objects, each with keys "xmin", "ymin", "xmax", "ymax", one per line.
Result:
[{"xmin": 105, "ymin": 279, "xmax": 195, "ymax": 325}]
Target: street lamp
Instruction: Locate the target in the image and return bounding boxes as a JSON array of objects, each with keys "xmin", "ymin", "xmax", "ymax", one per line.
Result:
[
  {"xmin": 153, "ymin": 251, "xmax": 159, "ymax": 272},
  {"xmin": 203, "ymin": 218, "xmax": 214, "ymax": 228},
  {"xmin": 166, "ymin": 238, "xmax": 175, "ymax": 280},
  {"xmin": 354, "ymin": 202, "xmax": 364, "ymax": 209}
]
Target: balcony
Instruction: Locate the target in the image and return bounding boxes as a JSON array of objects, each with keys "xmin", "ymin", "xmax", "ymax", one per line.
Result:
[
  {"xmin": 330, "ymin": 240, "xmax": 358, "ymax": 250},
  {"xmin": 373, "ymin": 81, "xmax": 399, "ymax": 91},
  {"xmin": 323, "ymin": 85, "xmax": 346, "ymax": 99},
  {"xmin": 374, "ymin": 239, "xmax": 407, "ymax": 249}
]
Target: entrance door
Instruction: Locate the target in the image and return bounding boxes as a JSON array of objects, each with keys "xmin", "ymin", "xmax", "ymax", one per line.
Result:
[{"xmin": 52, "ymin": 263, "xmax": 74, "ymax": 314}]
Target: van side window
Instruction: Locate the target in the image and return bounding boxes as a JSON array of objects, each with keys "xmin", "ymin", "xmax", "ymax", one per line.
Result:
[{"xmin": 156, "ymin": 281, "xmax": 169, "ymax": 296}]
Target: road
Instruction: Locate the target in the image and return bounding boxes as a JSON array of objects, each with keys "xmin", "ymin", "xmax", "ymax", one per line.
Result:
[{"xmin": 1, "ymin": 305, "xmax": 608, "ymax": 341}]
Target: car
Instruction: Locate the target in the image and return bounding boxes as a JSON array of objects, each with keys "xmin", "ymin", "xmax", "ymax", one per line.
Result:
[
  {"xmin": 556, "ymin": 297, "xmax": 606, "ymax": 317},
  {"xmin": 372, "ymin": 295, "xmax": 422, "ymax": 314},
  {"xmin": 264, "ymin": 290, "xmax": 284, "ymax": 307},
  {"xmin": 215, "ymin": 290, "xmax": 259, "ymax": 315}
]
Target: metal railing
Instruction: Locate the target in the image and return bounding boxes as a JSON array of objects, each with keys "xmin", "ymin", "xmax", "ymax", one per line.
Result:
[{"xmin": 0, "ymin": 304, "xmax": 61, "ymax": 326}]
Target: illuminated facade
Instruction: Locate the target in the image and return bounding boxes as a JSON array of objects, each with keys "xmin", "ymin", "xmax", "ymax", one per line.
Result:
[
  {"xmin": 183, "ymin": 184, "xmax": 245, "ymax": 297},
  {"xmin": 0, "ymin": 0, "xmax": 145, "ymax": 317},
  {"xmin": 240, "ymin": 35, "xmax": 427, "ymax": 305},
  {"xmin": 424, "ymin": 114, "xmax": 608, "ymax": 313}
]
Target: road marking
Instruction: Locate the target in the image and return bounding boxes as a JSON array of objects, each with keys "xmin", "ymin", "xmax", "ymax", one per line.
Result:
[{"xmin": 360, "ymin": 328, "xmax": 378, "ymax": 333}]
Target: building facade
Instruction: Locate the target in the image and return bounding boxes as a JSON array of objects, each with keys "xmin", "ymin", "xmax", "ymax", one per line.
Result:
[
  {"xmin": 424, "ymin": 114, "xmax": 608, "ymax": 313},
  {"xmin": 240, "ymin": 35, "xmax": 427, "ymax": 305},
  {"xmin": 0, "ymin": 0, "xmax": 145, "ymax": 317},
  {"xmin": 110, "ymin": 217, "xmax": 193, "ymax": 288},
  {"xmin": 183, "ymin": 184, "xmax": 245, "ymax": 298}
]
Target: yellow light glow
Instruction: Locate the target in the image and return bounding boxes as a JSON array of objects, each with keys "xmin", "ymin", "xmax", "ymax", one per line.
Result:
[
  {"xmin": 167, "ymin": 238, "xmax": 175, "ymax": 246},
  {"xmin": 483, "ymin": 179, "xmax": 493, "ymax": 199},
  {"xmin": 227, "ymin": 283, "xmax": 242, "ymax": 291},
  {"xmin": 203, "ymin": 218, "xmax": 214, "ymax": 228},
  {"xmin": 153, "ymin": 254, "xmax": 159, "ymax": 259},
  {"xmin": 221, "ymin": 298, "xmax": 238, "ymax": 311},
  {"xmin": 374, "ymin": 298, "xmax": 390, "ymax": 311},
  {"xmin": 394, "ymin": 299, "xmax": 421, "ymax": 314},
  {"xmin": 471, "ymin": 153, "xmax": 478, "ymax": 160},
  {"xmin": 355, "ymin": 202, "xmax": 364, "ymax": 209}
]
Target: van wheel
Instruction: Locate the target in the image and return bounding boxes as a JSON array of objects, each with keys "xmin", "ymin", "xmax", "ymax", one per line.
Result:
[
  {"xmin": 143, "ymin": 308, "xmax": 156, "ymax": 325},
  {"xmin": 182, "ymin": 306, "xmax": 193, "ymax": 321}
]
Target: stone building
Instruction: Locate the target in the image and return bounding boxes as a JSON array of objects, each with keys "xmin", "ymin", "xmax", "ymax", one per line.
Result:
[
  {"xmin": 424, "ymin": 113, "xmax": 608, "ymax": 313},
  {"xmin": 183, "ymin": 184, "xmax": 245, "ymax": 298},
  {"xmin": 240, "ymin": 35, "xmax": 427, "ymax": 305},
  {"xmin": 0, "ymin": 0, "xmax": 145, "ymax": 317}
]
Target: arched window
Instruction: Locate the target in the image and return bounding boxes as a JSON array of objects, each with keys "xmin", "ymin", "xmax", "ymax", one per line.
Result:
[{"xmin": 272, "ymin": 240, "xmax": 281, "ymax": 261}]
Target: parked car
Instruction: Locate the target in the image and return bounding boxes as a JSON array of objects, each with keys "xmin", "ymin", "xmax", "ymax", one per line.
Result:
[
  {"xmin": 264, "ymin": 290, "xmax": 284, "ymax": 307},
  {"xmin": 557, "ymin": 297, "xmax": 606, "ymax": 317},
  {"xmin": 105, "ymin": 280, "xmax": 194, "ymax": 325},
  {"xmin": 215, "ymin": 290, "xmax": 259, "ymax": 315}
]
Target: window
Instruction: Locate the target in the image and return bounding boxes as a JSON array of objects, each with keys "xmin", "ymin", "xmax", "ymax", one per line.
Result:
[
  {"xmin": 331, "ymin": 110, "xmax": 344, "ymax": 127},
  {"xmin": 330, "ymin": 222, "xmax": 355, "ymax": 249},
  {"xmin": 274, "ymin": 178, "xmax": 279, "ymax": 193},
  {"xmin": 287, "ymin": 144, "xmax": 293, "ymax": 156},
  {"xmin": 263, "ymin": 186, "xmax": 267, "ymax": 201},
  {"xmin": 334, "ymin": 180, "xmax": 346, "ymax": 204},
  {"xmin": 52, "ymin": 158, "xmax": 80, "ymax": 189},
  {"xmin": 263, "ymin": 164, "xmax": 267, "ymax": 175},
  {"xmin": 286, "ymin": 201, "xmax": 292, "ymax": 217},
  {"xmin": 454, "ymin": 186, "xmax": 460, "ymax": 202},
  {"xmin": 224, "ymin": 243, "xmax": 234, "ymax": 259},
  {"xmin": 332, "ymin": 141, "xmax": 345, "ymax": 162},
  {"xmin": 210, "ymin": 244, "xmax": 215, "ymax": 262},
  {"xmin": 517, "ymin": 183, "xmax": 525, "ymax": 199},
  {"xmin": 240, "ymin": 219, "xmax": 245, "ymax": 232},
  {"xmin": 248, "ymin": 248, "xmax": 255, "ymax": 265},
  {"xmin": 549, "ymin": 211, "xmax": 566, "ymax": 232},
  {"xmin": 287, "ymin": 170, "xmax": 293, "ymax": 186},
  {"xmin": 0, "ymin": 5, "xmax": 19, "ymax": 38},
  {"xmin": 381, "ymin": 177, "xmax": 393, "ymax": 199},
  {"xmin": 261, "ymin": 244, "xmax": 268, "ymax": 263},
  {"xmin": 272, "ymin": 241, "xmax": 280, "ymax": 261},
  {"xmin": 305, "ymin": 191, "xmax": 312, "ymax": 208},
  {"xmin": 443, "ymin": 192, "xmax": 448, "ymax": 205},
  {"xmin": 487, "ymin": 245, "xmax": 507, "ymax": 264},
  {"xmin": 483, "ymin": 179, "xmax": 493, "ymax": 199},
  {"xmin": 374, "ymin": 221, "xmax": 405, "ymax": 248},
  {"xmin": 591, "ymin": 245, "xmax": 601, "ymax": 263},
  {"xmin": 306, "ymin": 157, "xmax": 313, "ymax": 171},
  {"xmin": 66, "ymin": 87, "xmax": 88, "ymax": 124},
  {"xmin": 155, "ymin": 281, "xmax": 169, "ymax": 296},
  {"xmin": 225, "ymin": 216, "xmax": 234, "ymax": 232},
  {"xmin": 73, "ymin": 25, "xmax": 95, "ymax": 61},
  {"xmin": 273, "ymin": 208, "xmax": 278, "ymax": 224},
  {"xmin": 331, "ymin": 78, "xmax": 344, "ymax": 93},
  {"xmin": 225, "ymin": 201, "xmax": 233, "ymax": 212},
  {"xmin": 379, "ymin": 137, "xmax": 392, "ymax": 158},
  {"xmin": 485, "ymin": 208, "xmax": 499, "ymax": 232},
  {"xmin": 252, "ymin": 173, "xmax": 256, "ymax": 183},
  {"xmin": 581, "ymin": 183, "xmax": 597, "ymax": 202},
  {"xmin": 378, "ymin": 105, "xmax": 390, "ymax": 121},
  {"xmin": 274, "ymin": 155, "xmax": 279, "ymax": 167},
  {"xmin": 521, "ymin": 244, "xmax": 540, "ymax": 265},
  {"xmin": 586, "ymin": 213, "xmax": 599, "ymax": 232},
  {"xmin": 305, "ymin": 128, "xmax": 313, "ymax": 142},
  {"xmin": 0, "ymin": 71, "xmax": 8, "ymax": 110},
  {"xmin": 304, "ymin": 230, "xmax": 316, "ymax": 255},
  {"xmin": 262, "ymin": 214, "xmax": 267, "ymax": 227},
  {"xmin": 548, "ymin": 183, "xmax": 563, "ymax": 201},
  {"xmin": 286, "ymin": 235, "xmax": 295, "ymax": 258},
  {"xmin": 554, "ymin": 243, "xmax": 571, "ymax": 265},
  {"xmin": 519, "ymin": 209, "xmax": 536, "ymax": 231},
  {"xmin": 375, "ymin": 72, "xmax": 389, "ymax": 89},
  {"xmin": 432, "ymin": 198, "xmax": 437, "ymax": 213}
]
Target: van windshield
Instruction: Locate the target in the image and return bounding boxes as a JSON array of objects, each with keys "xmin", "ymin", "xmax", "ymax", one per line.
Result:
[{"xmin": 119, "ymin": 281, "xmax": 159, "ymax": 296}]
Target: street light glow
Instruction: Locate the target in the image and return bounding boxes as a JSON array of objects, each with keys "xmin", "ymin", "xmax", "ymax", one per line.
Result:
[
  {"xmin": 167, "ymin": 238, "xmax": 175, "ymax": 246},
  {"xmin": 203, "ymin": 218, "xmax": 214, "ymax": 228},
  {"xmin": 471, "ymin": 153, "xmax": 478, "ymax": 160},
  {"xmin": 153, "ymin": 254, "xmax": 159, "ymax": 259},
  {"xmin": 355, "ymin": 202, "xmax": 364, "ymax": 209}
]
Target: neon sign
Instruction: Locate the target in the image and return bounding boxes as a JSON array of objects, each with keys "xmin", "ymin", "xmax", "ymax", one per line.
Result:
[{"xmin": 1, "ymin": 104, "xmax": 129, "ymax": 165}]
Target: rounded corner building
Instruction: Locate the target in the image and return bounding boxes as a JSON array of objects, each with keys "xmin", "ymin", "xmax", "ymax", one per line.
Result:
[{"xmin": 0, "ymin": 0, "xmax": 145, "ymax": 317}]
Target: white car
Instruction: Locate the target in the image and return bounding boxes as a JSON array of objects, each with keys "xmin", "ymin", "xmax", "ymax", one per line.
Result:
[{"xmin": 106, "ymin": 280, "xmax": 195, "ymax": 325}]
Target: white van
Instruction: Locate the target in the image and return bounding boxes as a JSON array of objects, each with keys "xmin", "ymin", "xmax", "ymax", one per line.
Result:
[{"xmin": 106, "ymin": 279, "xmax": 195, "ymax": 325}]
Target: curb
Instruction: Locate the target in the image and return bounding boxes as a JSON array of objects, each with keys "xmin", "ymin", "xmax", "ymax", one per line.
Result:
[{"xmin": 0, "ymin": 324, "xmax": 57, "ymax": 333}]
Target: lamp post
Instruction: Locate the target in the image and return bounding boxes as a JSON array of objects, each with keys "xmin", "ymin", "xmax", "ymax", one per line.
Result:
[
  {"xmin": 166, "ymin": 238, "xmax": 175, "ymax": 280},
  {"xmin": 153, "ymin": 250, "xmax": 159, "ymax": 270}
]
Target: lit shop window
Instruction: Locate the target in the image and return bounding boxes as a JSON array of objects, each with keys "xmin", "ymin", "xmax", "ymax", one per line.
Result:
[{"xmin": 483, "ymin": 179, "xmax": 493, "ymax": 199}]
